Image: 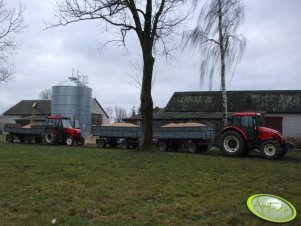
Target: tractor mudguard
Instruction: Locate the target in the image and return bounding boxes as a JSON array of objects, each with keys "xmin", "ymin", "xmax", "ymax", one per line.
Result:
[{"xmin": 221, "ymin": 126, "xmax": 249, "ymax": 141}]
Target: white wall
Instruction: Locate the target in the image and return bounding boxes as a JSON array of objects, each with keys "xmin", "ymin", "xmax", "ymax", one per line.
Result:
[
  {"xmin": 266, "ymin": 113, "xmax": 301, "ymax": 138},
  {"xmin": 282, "ymin": 114, "xmax": 301, "ymax": 138},
  {"xmin": 91, "ymin": 99, "xmax": 109, "ymax": 125}
]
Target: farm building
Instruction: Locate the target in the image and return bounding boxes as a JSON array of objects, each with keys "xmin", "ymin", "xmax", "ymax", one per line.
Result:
[
  {"xmin": 125, "ymin": 90, "xmax": 301, "ymax": 138},
  {"xmin": 2, "ymin": 98, "xmax": 109, "ymax": 135}
]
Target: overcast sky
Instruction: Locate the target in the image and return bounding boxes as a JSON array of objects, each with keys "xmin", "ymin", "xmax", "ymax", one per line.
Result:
[{"xmin": 1, "ymin": 0, "xmax": 301, "ymax": 115}]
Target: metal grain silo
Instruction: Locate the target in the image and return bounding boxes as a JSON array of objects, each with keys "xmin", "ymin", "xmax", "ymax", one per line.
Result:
[{"xmin": 51, "ymin": 85, "xmax": 92, "ymax": 138}]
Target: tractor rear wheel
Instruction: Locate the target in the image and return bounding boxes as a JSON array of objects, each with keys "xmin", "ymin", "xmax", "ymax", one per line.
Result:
[
  {"xmin": 260, "ymin": 140, "xmax": 280, "ymax": 159},
  {"xmin": 44, "ymin": 129, "xmax": 57, "ymax": 145},
  {"xmin": 220, "ymin": 130, "xmax": 245, "ymax": 157}
]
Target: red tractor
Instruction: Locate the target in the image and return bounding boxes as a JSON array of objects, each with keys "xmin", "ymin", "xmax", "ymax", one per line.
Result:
[
  {"xmin": 220, "ymin": 112, "xmax": 289, "ymax": 159},
  {"xmin": 33, "ymin": 103, "xmax": 85, "ymax": 146}
]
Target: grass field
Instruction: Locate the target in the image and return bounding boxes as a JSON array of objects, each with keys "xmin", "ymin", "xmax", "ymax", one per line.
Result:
[{"xmin": 0, "ymin": 141, "xmax": 300, "ymax": 226}]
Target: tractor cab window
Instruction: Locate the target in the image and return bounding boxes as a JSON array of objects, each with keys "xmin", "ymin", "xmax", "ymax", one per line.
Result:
[
  {"xmin": 232, "ymin": 116, "xmax": 240, "ymax": 127},
  {"xmin": 48, "ymin": 119, "xmax": 62, "ymax": 127},
  {"xmin": 241, "ymin": 116, "xmax": 255, "ymax": 140},
  {"xmin": 241, "ymin": 116, "xmax": 253, "ymax": 128},
  {"xmin": 62, "ymin": 118, "xmax": 73, "ymax": 128}
]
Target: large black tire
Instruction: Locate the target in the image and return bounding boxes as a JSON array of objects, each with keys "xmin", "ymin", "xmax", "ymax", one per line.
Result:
[
  {"xmin": 44, "ymin": 129, "xmax": 57, "ymax": 145},
  {"xmin": 220, "ymin": 130, "xmax": 246, "ymax": 157},
  {"xmin": 65, "ymin": 136, "xmax": 74, "ymax": 146},
  {"xmin": 158, "ymin": 140, "xmax": 168, "ymax": 152},
  {"xmin": 260, "ymin": 140, "xmax": 280, "ymax": 160}
]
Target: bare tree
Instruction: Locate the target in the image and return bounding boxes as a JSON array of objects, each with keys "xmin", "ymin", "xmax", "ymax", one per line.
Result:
[
  {"xmin": 114, "ymin": 106, "xmax": 127, "ymax": 123},
  {"xmin": 184, "ymin": 0, "xmax": 246, "ymax": 127},
  {"xmin": 38, "ymin": 88, "xmax": 52, "ymax": 100},
  {"xmin": 50, "ymin": 0, "xmax": 187, "ymax": 151},
  {"xmin": 104, "ymin": 106, "xmax": 114, "ymax": 123},
  {"xmin": 0, "ymin": 1, "xmax": 25, "ymax": 84}
]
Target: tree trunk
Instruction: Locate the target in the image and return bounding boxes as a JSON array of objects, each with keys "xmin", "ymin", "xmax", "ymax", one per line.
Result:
[
  {"xmin": 137, "ymin": 51, "xmax": 154, "ymax": 151},
  {"xmin": 221, "ymin": 59, "xmax": 228, "ymax": 128},
  {"xmin": 218, "ymin": 0, "xmax": 228, "ymax": 128}
]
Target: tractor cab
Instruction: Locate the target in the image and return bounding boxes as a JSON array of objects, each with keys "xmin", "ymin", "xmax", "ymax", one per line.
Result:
[
  {"xmin": 231, "ymin": 112, "xmax": 262, "ymax": 140},
  {"xmin": 46, "ymin": 115, "xmax": 81, "ymax": 139}
]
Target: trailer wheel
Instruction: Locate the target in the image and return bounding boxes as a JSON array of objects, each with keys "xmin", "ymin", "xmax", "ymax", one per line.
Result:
[
  {"xmin": 6, "ymin": 134, "xmax": 14, "ymax": 143},
  {"xmin": 24, "ymin": 135, "xmax": 31, "ymax": 144},
  {"xmin": 220, "ymin": 130, "xmax": 245, "ymax": 157},
  {"xmin": 260, "ymin": 140, "xmax": 280, "ymax": 160},
  {"xmin": 65, "ymin": 136, "xmax": 74, "ymax": 146},
  {"xmin": 121, "ymin": 139, "xmax": 129, "ymax": 149},
  {"xmin": 158, "ymin": 140, "xmax": 168, "ymax": 152},
  {"xmin": 109, "ymin": 139, "xmax": 117, "ymax": 148},
  {"xmin": 77, "ymin": 137, "xmax": 85, "ymax": 146},
  {"xmin": 44, "ymin": 129, "xmax": 57, "ymax": 145},
  {"xmin": 187, "ymin": 141, "xmax": 198, "ymax": 153},
  {"xmin": 97, "ymin": 139, "xmax": 106, "ymax": 148}
]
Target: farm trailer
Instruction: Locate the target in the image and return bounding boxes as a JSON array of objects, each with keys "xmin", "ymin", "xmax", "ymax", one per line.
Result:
[{"xmin": 92, "ymin": 124, "xmax": 215, "ymax": 153}]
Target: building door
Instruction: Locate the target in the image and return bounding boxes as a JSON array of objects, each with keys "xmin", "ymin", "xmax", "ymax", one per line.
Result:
[{"xmin": 265, "ymin": 117, "xmax": 283, "ymax": 133}]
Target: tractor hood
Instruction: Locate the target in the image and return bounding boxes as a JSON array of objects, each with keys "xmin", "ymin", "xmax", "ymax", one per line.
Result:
[
  {"xmin": 259, "ymin": 127, "xmax": 280, "ymax": 135},
  {"xmin": 65, "ymin": 127, "xmax": 81, "ymax": 137},
  {"xmin": 259, "ymin": 127, "xmax": 285, "ymax": 143}
]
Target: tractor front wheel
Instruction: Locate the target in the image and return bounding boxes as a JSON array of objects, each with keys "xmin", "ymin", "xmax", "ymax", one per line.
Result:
[
  {"xmin": 260, "ymin": 140, "xmax": 280, "ymax": 160},
  {"xmin": 65, "ymin": 136, "xmax": 74, "ymax": 146},
  {"xmin": 220, "ymin": 130, "xmax": 245, "ymax": 157}
]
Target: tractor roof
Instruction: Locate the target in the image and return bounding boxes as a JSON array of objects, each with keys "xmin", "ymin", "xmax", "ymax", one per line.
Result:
[
  {"xmin": 232, "ymin": 112, "xmax": 262, "ymax": 117},
  {"xmin": 48, "ymin": 115, "xmax": 70, "ymax": 120}
]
